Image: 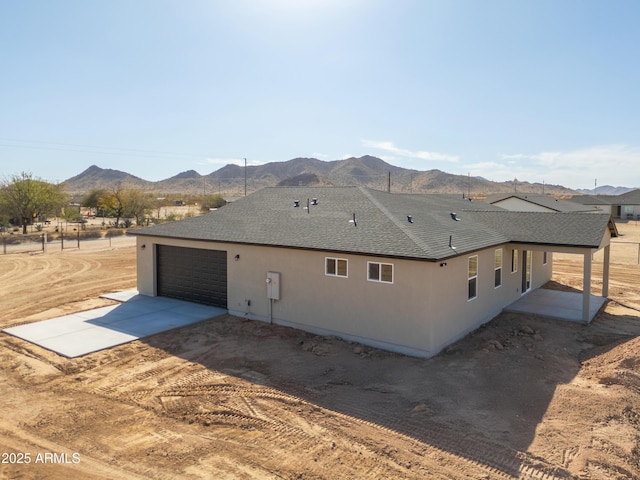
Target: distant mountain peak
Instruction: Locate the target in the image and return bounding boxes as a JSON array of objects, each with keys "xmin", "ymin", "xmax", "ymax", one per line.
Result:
[
  {"xmin": 82, "ymin": 165, "xmax": 103, "ymax": 174},
  {"xmin": 171, "ymin": 170, "xmax": 202, "ymax": 179}
]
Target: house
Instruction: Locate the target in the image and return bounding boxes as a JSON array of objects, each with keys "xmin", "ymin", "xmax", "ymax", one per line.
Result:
[
  {"xmin": 569, "ymin": 189, "xmax": 640, "ymax": 219},
  {"xmin": 485, "ymin": 193, "xmax": 597, "ymax": 213},
  {"xmin": 134, "ymin": 186, "xmax": 615, "ymax": 358}
]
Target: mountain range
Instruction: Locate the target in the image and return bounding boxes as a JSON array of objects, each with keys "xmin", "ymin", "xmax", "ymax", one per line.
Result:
[
  {"xmin": 62, "ymin": 155, "xmax": 582, "ymax": 198},
  {"xmin": 575, "ymin": 186, "xmax": 636, "ymax": 196}
]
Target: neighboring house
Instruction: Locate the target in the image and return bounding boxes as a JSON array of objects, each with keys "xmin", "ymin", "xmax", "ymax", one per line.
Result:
[
  {"xmin": 134, "ymin": 186, "xmax": 615, "ymax": 358},
  {"xmin": 569, "ymin": 190, "xmax": 640, "ymax": 219},
  {"xmin": 485, "ymin": 193, "xmax": 597, "ymax": 213}
]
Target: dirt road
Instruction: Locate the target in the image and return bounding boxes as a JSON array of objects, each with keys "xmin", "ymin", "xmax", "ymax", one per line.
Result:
[{"xmin": 1, "ymin": 226, "xmax": 639, "ymax": 479}]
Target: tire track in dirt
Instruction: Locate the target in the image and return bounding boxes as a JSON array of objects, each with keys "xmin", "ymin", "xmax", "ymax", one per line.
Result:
[
  {"xmin": 0, "ymin": 248, "xmax": 136, "ymax": 327},
  {"xmin": 76, "ymin": 355, "xmax": 457, "ymax": 478},
  {"xmin": 316, "ymin": 399, "xmax": 575, "ymax": 480},
  {"xmin": 81, "ymin": 350, "xmax": 576, "ymax": 480}
]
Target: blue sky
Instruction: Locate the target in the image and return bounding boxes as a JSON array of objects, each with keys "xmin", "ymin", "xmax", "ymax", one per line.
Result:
[{"xmin": 1, "ymin": 0, "xmax": 639, "ymax": 189}]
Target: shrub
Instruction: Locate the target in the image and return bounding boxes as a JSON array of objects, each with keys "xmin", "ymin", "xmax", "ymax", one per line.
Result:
[{"xmin": 105, "ymin": 228, "xmax": 126, "ymax": 238}]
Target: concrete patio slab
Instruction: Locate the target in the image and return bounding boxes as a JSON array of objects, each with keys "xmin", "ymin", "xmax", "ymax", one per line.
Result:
[
  {"xmin": 504, "ymin": 289, "xmax": 607, "ymax": 324},
  {"xmin": 3, "ymin": 294, "xmax": 226, "ymax": 358}
]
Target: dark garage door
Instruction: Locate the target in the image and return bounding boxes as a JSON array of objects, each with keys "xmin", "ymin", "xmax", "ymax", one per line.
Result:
[{"xmin": 156, "ymin": 245, "xmax": 227, "ymax": 308}]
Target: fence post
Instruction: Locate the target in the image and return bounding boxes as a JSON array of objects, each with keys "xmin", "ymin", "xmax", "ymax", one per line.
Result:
[
  {"xmin": 77, "ymin": 229, "xmax": 80, "ymax": 249},
  {"xmin": 2, "ymin": 236, "xmax": 5, "ymax": 255},
  {"xmin": 61, "ymin": 232, "xmax": 64, "ymax": 250},
  {"xmin": 42, "ymin": 233, "xmax": 47, "ymax": 253}
]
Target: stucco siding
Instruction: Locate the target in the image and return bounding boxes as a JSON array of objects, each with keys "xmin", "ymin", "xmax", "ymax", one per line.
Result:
[{"xmin": 137, "ymin": 237, "xmax": 556, "ymax": 357}]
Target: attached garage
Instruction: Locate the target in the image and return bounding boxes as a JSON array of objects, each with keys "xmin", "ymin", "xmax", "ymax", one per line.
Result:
[{"xmin": 156, "ymin": 245, "xmax": 227, "ymax": 308}]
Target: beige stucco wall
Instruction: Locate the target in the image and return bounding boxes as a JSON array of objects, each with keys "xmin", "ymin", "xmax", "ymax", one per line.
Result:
[{"xmin": 135, "ymin": 236, "xmax": 554, "ymax": 357}]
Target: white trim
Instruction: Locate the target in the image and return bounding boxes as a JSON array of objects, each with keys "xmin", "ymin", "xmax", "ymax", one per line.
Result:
[
  {"xmin": 325, "ymin": 257, "xmax": 348, "ymax": 278},
  {"xmin": 468, "ymin": 255, "xmax": 478, "ymax": 301},
  {"xmin": 367, "ymin": 261, "xmax": 394, "ymax": 284},
  {"xmin": 494, "ymin": 248, "xmax": 503, "ymax": 289}
]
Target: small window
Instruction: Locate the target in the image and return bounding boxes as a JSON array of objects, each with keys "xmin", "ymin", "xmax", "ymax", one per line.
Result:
[
  {"xmin": 543, "ymin": 251, "xmax": 548, "ymax": 265},
  {"xmin": 325, "ymin": 257, "xmax": 348, "ymax": 277},
  {"xmin": 511, "ymin": 249, "xmax": 518, "ymax": 273},
  {"xmin": 494, "ymin": 249, "xmax": 502, "ymax": 288},
  {"xmin": 468, "ymin": 255, "xmax": 478, "ymax": 300},
  {"xmin": 368, "ymin": 262, "xmax": 394, "ymax": 283}
]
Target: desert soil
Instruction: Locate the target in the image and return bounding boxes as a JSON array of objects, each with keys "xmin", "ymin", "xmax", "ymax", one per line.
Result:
[{"xmin": 0, "ymin": 224, "xmax": 639, "ymax": 479}]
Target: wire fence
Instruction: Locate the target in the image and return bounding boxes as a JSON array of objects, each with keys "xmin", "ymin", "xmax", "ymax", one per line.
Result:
[{"xmin": 1, "ymin": 233, "xmax": 136, "ymax": 255}]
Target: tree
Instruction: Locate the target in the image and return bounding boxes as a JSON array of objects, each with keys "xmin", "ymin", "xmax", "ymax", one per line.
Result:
[
  {"xmin": 98, "ymin": 185, "xmax": 153, "ymax": 227},
  {"xmin": 0, "ymin": 173, "xmax": 68, "ymax": 234},
  {"xmin": 199, "ymin": 193, "xmax": 226, "ymax": 212},
  {"xmin": 81, "ymin": 188, "xmax": 106, "ymax": 217},
  {"xmin": 98, "ymin": 185, "xmax": 126, "ymax": 228},
  {"xmin": 122, "ymin": 188, "xmax": 153, "ymax": 226}
]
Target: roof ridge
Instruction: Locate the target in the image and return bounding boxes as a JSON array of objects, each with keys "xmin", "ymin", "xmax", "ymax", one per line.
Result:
[{"xmin": 358, "ymin": 187, "xmax": 432, "ymax": 256}]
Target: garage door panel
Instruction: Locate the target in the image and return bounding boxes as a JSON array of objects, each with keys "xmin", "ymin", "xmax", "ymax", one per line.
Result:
[{"xmin": 156, "ymin": 245, "xmax": 227, "ymax": 308}]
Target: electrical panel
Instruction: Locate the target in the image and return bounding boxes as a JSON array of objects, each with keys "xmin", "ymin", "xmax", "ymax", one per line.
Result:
[{"xmin": 266, "ymin": 272, "xmax": 280, "ymax": 300}]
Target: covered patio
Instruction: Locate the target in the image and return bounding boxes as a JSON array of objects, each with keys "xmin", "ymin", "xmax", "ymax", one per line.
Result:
[
  {"xmin": 504, "ymin": 239, "xmax": 613, "ymax": 324},
  {"xmin": 504, "ymin": 289, "xmax": 607, "ymax": 324}
]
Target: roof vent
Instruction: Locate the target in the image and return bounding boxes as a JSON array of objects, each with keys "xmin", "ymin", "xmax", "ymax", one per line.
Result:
[
  {"xmin": 294, "ymin": 200, "xmax": 300, "ymax": 208},
  {"xmin": 449, "ymin": 235, "xmax": 457, "ymax": 250},
  {"xmin": 311, "ymin": 198, "xmax": 318, "ymax": 206},
  {"xmin": 450, "ymin": 212, "xmax": 460, "ymax": 221},
  {"xmin": 349, "ymin": 212, "xmax": 357, "ymax": 227},
  {"xmin": 407, "ymin": 215, "xmax": 413, "ymax": 223}
]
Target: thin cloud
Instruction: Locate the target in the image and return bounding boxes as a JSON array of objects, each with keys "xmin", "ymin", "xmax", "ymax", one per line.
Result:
[
  {"xmin": 362, "ymin": 140, "xmax": 459, "ymax": 163},
  {"xmin": 481, "ymin": 145, "xmax": 640, "ymax": 188}
]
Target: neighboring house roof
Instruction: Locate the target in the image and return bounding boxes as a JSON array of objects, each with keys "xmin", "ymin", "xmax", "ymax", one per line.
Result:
[
  {"xmin": 568, "ymin": 195, "xmax": 614, "ymax": 206},
  {"xmin": 485, "ymin": 193, "xmax": 595, "ymax": 213},
  {"xmin": 617, "ymin": 189, "xmax": 640, "ymax": 204},
  {"xmin": 135, "ymin": 186, "xmax": 614, "ymax": 261},
  {"xmin": 569, "ymin": 190, "xmax": 640, "ymax": 206}
]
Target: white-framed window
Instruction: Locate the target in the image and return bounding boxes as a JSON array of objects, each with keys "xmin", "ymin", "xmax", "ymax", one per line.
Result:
[
  {"xmin": 367, "ymin": 261, "xmax": 394, "ymax": 283},
  {"xmin": 325, "ymin": 257, "xmax": 348, "ymax": 277},
  {"xmin": 494, "ymin": 248, "xmax": 503, "ymax": 288},
  {"xmin": 511, "ymin": 249, "xmax": 518, "ymax": 273},
  {"xmin": 468, "ymin": 255, "xmax": 478, "ymax": 300},
  {"xmin": 543, "ymin": 251, "xmax": 548, "ymax": 265}
]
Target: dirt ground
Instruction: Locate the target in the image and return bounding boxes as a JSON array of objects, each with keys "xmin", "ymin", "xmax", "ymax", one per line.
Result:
[{"xmin": 1, "ymin": 224, "xmax": 639, "ymax": 479}]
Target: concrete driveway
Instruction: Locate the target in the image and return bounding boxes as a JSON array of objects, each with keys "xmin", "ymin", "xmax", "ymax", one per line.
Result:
[{"xmin": 3, "ymin": 291, "xmax": 226, "ymax": 358}]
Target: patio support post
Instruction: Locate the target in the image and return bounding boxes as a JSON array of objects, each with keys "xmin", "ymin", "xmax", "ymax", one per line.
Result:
[
  {"xmin": 583, "ymin": 252, "xmax": 592, "ymax": 323},
  {"xmin": 602, "ymin": 244, "xmax": 610, "ymax": 298}
]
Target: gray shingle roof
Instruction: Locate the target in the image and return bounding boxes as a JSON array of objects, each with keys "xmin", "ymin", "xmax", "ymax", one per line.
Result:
[
  {"xmin": 618, "ymin": 189, "xmax": 640, "ymax": 204},
  {"xmin": 465, "ymin": 211, "xmax": 614, "ymax": 248},
  {"xmin": 486, "ymin": 193, "xmax": 595, "ymax": 212},
  {"xmin": 569, "ymin": 190, "xmax": 640, "ymax": 206},
  {"xmin": 135, "ymin": 186, "xmax": 613, "ymax": 261}
]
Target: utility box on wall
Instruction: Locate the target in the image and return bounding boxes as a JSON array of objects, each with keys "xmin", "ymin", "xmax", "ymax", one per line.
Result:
[{"xmin": 266, "ymin": 271, "xmax": 280, "ymax": 300}]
